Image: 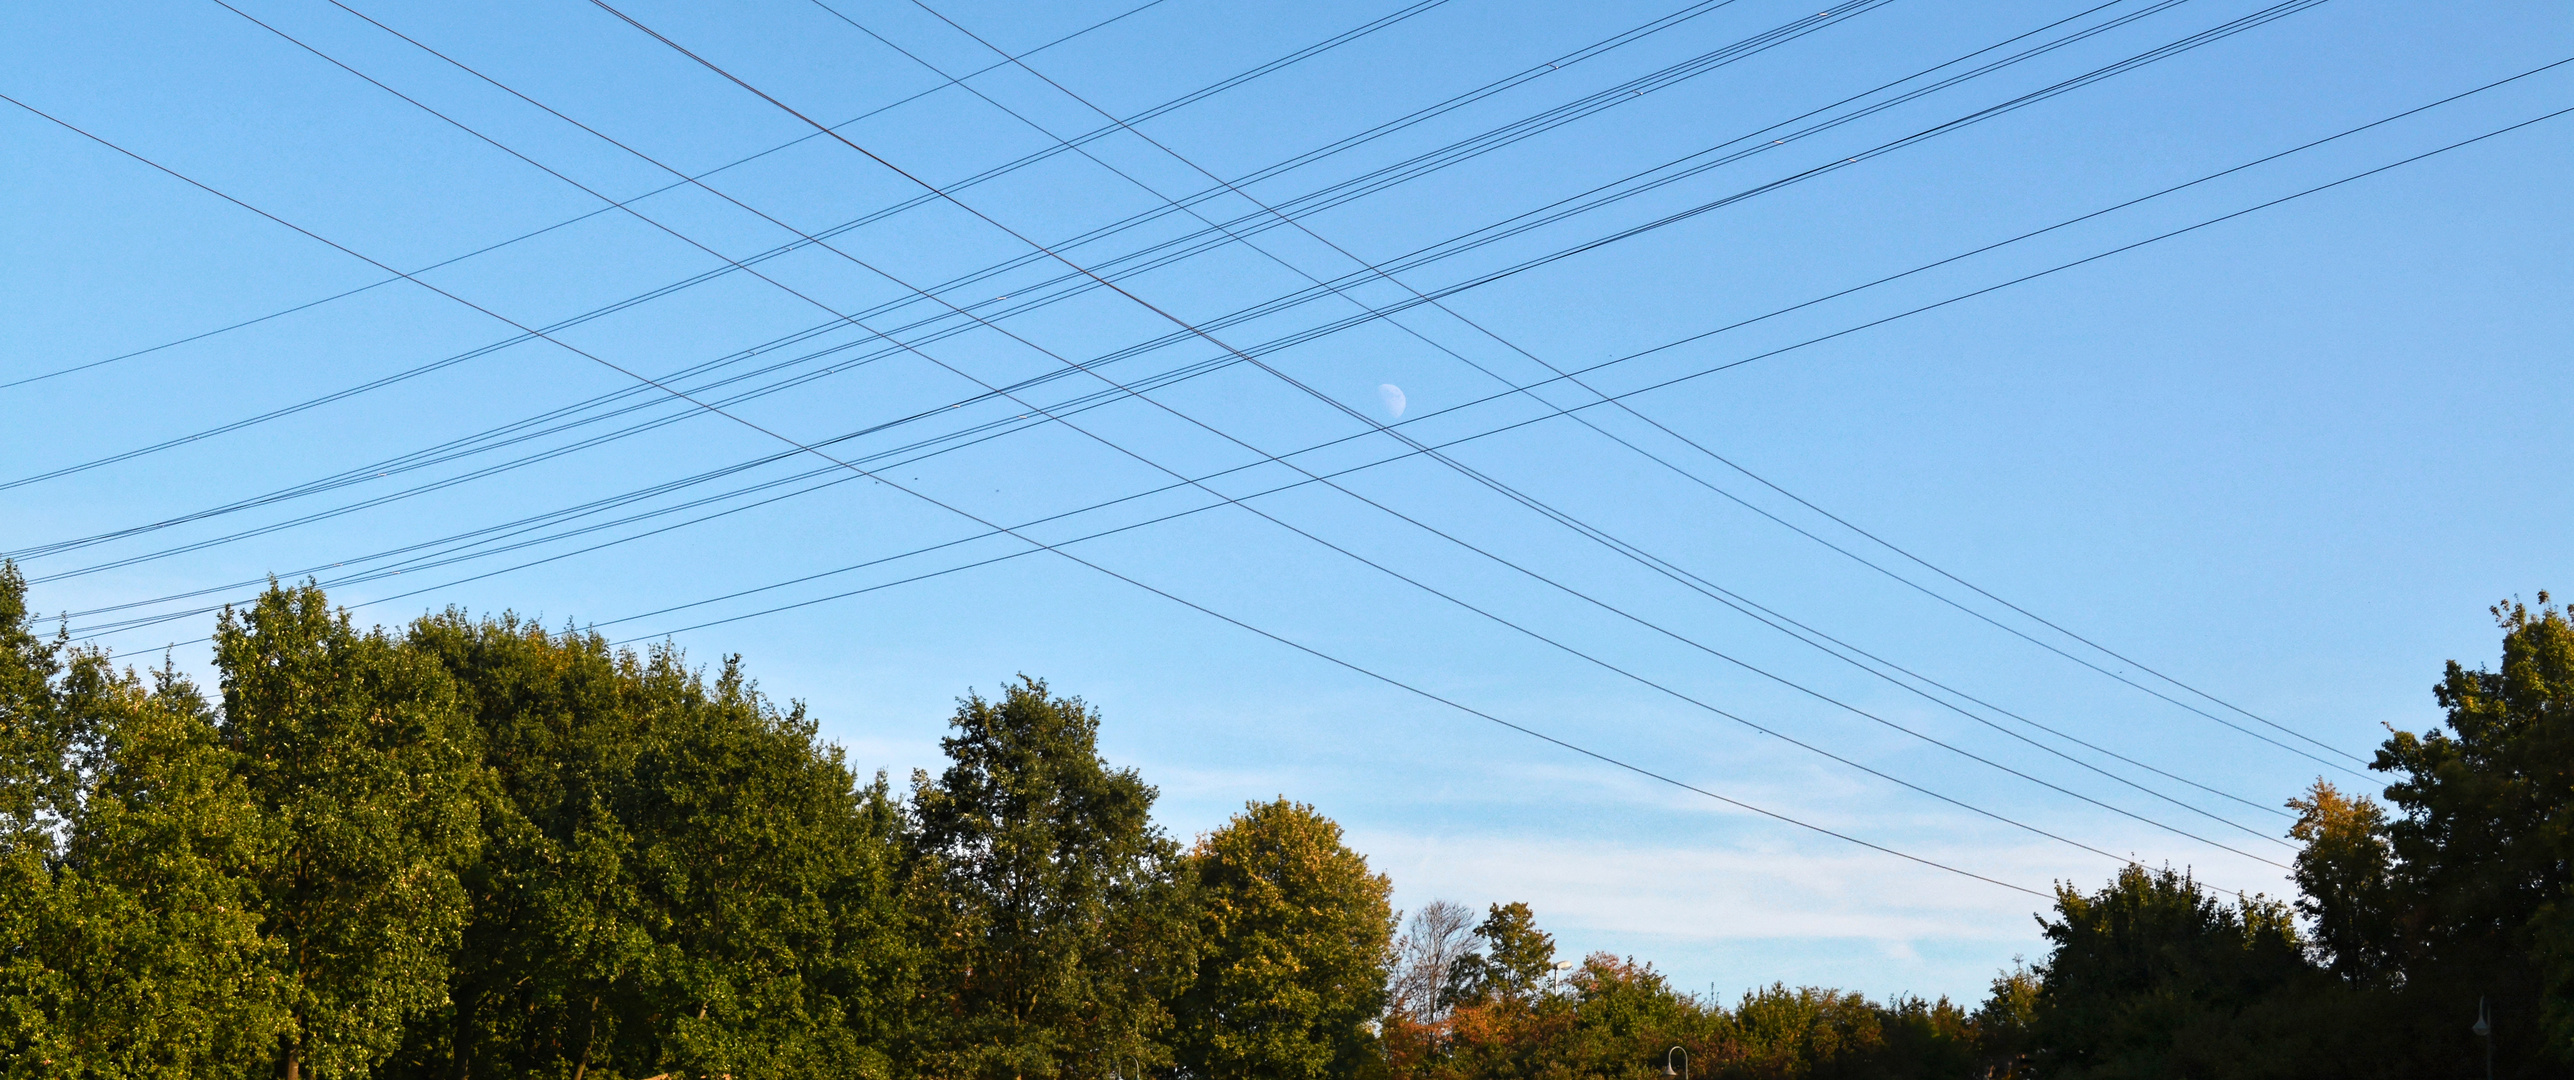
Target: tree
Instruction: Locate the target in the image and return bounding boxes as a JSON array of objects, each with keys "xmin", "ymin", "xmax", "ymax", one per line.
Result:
[
  {"xmin": 0, "ymin": 565, "xmax": 286, "ymax": 1078},
  {"xmin": 47, "ymin": 658, "xmax": 288, "ymax": 1078},
  {"xmin": 1970, "ymin": 964, "xmax": 2041, "ymax": 1078},
  {"xmin": 1729, "ymin": 983, "xmax": 1886, "ymax": 1076},
  {"xmin": 2367, "ymin": 592, "xmax": 2574, "ymax": 1070},
  {"xmin": 1389, "ymin": 901, "xmax": 1476, "ymax": 1021},
  {"xmin": 1173, "ymin": 798, "xmax": 1395, "ymax": 1079},
  {"xmin": 609, "ymin": 646, "xmax": 909, "ymax": 1078},
  {"xmin": 1388, "ymin": 938, "xmax": 1988, "ymax": 1080},
  {"xmin": 2286, "ymin": 781, "xmax": 2394, "ymax": 984},
  {"xmin": 1401, "ymin": 903, "xmax": 1570, "ymax": 1079},
  {"xmin": 379, "ymin": 611, "xmax": 649, "ymax": 1080},
  {"xmin": 1445, "ymin": 903, "xmax": 1555, "ymax": 1007},
  {"xmin": 215, "ymin": 582, "xmax": 485, "ymax": 1080},
  {"xmin": 385, "ymin": 612, "xmax": 913, "ymax": 1080},
  {"xmin": 2029, "ymin": 865, "xmax": 2320, "ymax": 1078},
  {"xmin": 1548, "ymin": 955, "xmax": 1716, "ymax": 1079},
  {"xmin": 0, "ymin": 560, "xmax": 68, "ymax": 1074},
  {"xmin": 906, "ymin": 677, "xmax": 1196, "ymax": 1078}
]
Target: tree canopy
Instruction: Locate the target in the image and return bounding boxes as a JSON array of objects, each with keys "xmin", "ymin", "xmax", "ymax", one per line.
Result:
[
  {"xmin": 5, "ymin": 569, "xmax": 2572, "ymax": 1078},
  {"xmin": 905, "ymin": 677, "xmax": 1197, "ymax": 1079},
  {"xmin": 1175, "ymin": 798, "xmax": 1395, "ymax": 1080}
]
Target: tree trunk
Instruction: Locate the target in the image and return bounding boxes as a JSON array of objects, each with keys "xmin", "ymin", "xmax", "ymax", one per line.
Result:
[
  {"xmin": 571, "ymin": 995, "xmax": 600, "ymax": 1080},
  {"xmin": 448, "ymin": 985, "xmax": 479, "ymax": 1080}
]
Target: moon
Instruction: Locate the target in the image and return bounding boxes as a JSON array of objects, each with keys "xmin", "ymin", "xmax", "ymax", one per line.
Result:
[{"xmin": 1377, "ymin": 383, "xmax": 1407, "ymax": 418}]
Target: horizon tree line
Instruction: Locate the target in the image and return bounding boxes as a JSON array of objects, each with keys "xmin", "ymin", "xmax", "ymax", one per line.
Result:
[{"xmin": 3, "ymin": 566, "xmax": 2571, "ymax": 1077}]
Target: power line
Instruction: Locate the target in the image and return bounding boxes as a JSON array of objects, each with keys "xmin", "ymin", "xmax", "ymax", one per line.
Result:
[
  {"xmin": 580, "ymin": 0, "xmax": 2309, "ymax": 871},
  {"xmin": 64, "ymin": 0, "xmax": 2290, "ymax": 873},
  {"xmin": 60, "ymin": 90, "xmax": 2553, "ymax": 858},
  {"xmin": 40, "ymin": 36, "xmax": 2550, "ymax": 629},
  {"xmin": 884, "ymin": 0, "xmax": 2381, "ymax": 769},
  {"xmin": 0, "ymin": 0, "xmax": 1322, "ymax": 393},
  {"xmin": 67, "ymin": 65, "xmax": 2537, "ymax": 639},
  {"xmin": 0, "ymin": 0, "xmax": 2162, "ymax": 518},
  {"xmin": 80, "ymin": 80, "xmax": 2556, "ymax": 644},
  {"xmin": 65, "ymin": 0, "xmax": 2316, "ymax": 591},
  {"xmin": 15, "ymin": 0, "xmax": 2471, "ymax": 812},
  {"xmin": 0, "ymin": 0, "xmax": 1461, "ymax": 482},
  {"xmin": 0, "ymin": 0, "xmax": 2006, "ymax": 582},
  {"xmin": 0, "ymin": 0, "xmax": 1914, "ymax": 498},
  {"xmin": 232, "ymin": 0, "xmax": 2268, "ymax": 868},
  {"xmin": 0, "ymin": 83, "xmax": 2064, "ymax": 905},
  {"xmin": 59, "ymin": 45, "xmax": 2550, "ymax": 671},
  {"xmin": 833, "ymin": 0, "xmax": 2302, "ymax": 844}
]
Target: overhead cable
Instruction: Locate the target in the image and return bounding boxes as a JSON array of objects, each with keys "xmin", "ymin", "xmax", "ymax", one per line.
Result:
[
  {"xmin": 842, "ymin": 0, "xmax": 2298, "ymax": 842},
  {"xmin": 0, "ymin": 0, "xmax": 1826, "ymax": 492},
  {"xmin": 581, "ymin": 0, "xmax": 2316, "ymax": 869},
  {"xmin": 70, "ymin": 94, "xmax": 2564, "ymax": 831},
  {"xmin": 57, "ymin": 0, "xmax": 2290, "ymax": 873},
  {"xmin": 889, "ymin": 0, "xmax": 2368, "ymax": 766},
  {"xmin": 10, "ymin": 0, "xmax": 2286, "ymax": 566},
  {"xmin": 0, "ymin": 82, "xmax": 2068, "ymax": 906},
  {"xmin": 0, "ymin": 0, "xmax": 2150, "ymax": 513},
  {"xmin": 0, "ymin": 0, "xmax": 1359, "ymax": 392}
]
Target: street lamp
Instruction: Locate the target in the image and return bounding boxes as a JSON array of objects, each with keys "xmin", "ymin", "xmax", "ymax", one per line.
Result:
[
  {"xmin": 1663, "ymin": 1045, "xmax": 1689, "ymax": 1080},
  {"xmin": 2472, "ymin": 997, "xmax": 2491, "ymax": 1080}
]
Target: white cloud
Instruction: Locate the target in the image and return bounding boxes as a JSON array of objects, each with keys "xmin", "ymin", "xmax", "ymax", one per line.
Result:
[{"xmin": 1354, "ymin": 828, "xmax": 2052, "ymax": 945}]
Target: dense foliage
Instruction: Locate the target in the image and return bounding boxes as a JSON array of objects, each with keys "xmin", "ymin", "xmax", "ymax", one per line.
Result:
[
  {"xmin": 1175, "ymin": 798, "xmax": 1394, "ymax": 1080},
  {"xmin": 905, "ymin": 679, "xmax": 1194, "ymax": 1078},
  {"xmin": 4, "ymin": 569, "xmax": 2571, "ymax": 1077}
]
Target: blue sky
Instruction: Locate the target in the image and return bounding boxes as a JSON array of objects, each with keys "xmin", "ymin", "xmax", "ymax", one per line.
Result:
[{"xmin": 5, "ymin": 0, "xmax": 2569, "ymax": 1003}]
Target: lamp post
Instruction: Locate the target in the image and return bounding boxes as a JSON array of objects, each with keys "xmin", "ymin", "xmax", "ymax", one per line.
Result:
[
  {"xmin": 2472, "ymin": 997, "xmax": 2491, "ymax": 1080},
  {"xmin": 1663, "ymin": 1045, "xmax": 1689, "ymax": 1080}
]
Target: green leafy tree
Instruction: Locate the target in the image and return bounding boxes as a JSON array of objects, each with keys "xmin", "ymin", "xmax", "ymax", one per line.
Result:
[
  {"xmin": 385, "ymin": 613, "xmax": 913, "ymax": 1080},
  {"xmin": 47, "ymin": 658, "xmax": 288, "ymax": 1077},
  {"xmin": 2029, "ymin": 865, "xmax": 2321, "ymax": 1078},
  {"xmin": 380, "ymin": 612, "xmax": 648, "ymax": 1080},
  {"xmin": 2369, "ymin": 592, "xmax": 2574, "ymax": 1070},
  {"xmin": 614, "ymin": 647, "xmax": 909, "ymax": 1078},
  {"xmin": 0, "ymin": 565, "xmax": 66, "ymax": 813},
  {"xmin": 1970, "ymin": 964, "xmax": 2041, "ymax": 1078},
  {"xmin": 1174, "ymin": 798, "xmax": 1395, "ymax": 1079},
  {"xmin": 216, "ymin": 582, "xmax": 485, "ymax": 1080},
  {"xmin": 1549, "ymin": 955, "xmax": 1717, "ymax": 1079},
  {"xmin": 1445, "ymin": 903, "xmax": 1555, "ymax": 1007},
  {"xmin": 0, "ymin": 564, "xmax": 287, "ymax": 1077},
  {"xmin": 2286, "ymin": 780, "xmax": 2394, "ymax": 985},
  {"xmin": 906, "ymin": 678, "xmax": 1196, "ymax": 1079},
  {"xmin": 0, "ymin": 561, "xmax": 69, "ymax": 1073},
  {"xmin": 1730, "ymin": 984, "xmax": 1900, "ymax": 1076}
]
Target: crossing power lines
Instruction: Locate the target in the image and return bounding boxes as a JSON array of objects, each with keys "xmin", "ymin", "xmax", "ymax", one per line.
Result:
[{"xmin": 5, "ymin": 0, "xmax": 2564, "ymax": 902}]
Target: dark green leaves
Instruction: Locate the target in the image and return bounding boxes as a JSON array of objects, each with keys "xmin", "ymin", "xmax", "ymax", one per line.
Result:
[
  {"xmin": 385, "ymin": 613, "xmax": 912, "ymax": 1080},
  {"xmin": 215, "ymin": 582, "xmax": 483, "ymax": 1079},
  {"xmin": 906, "ymin": 677, "xmax": 1195, "ymax": 1079}
]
